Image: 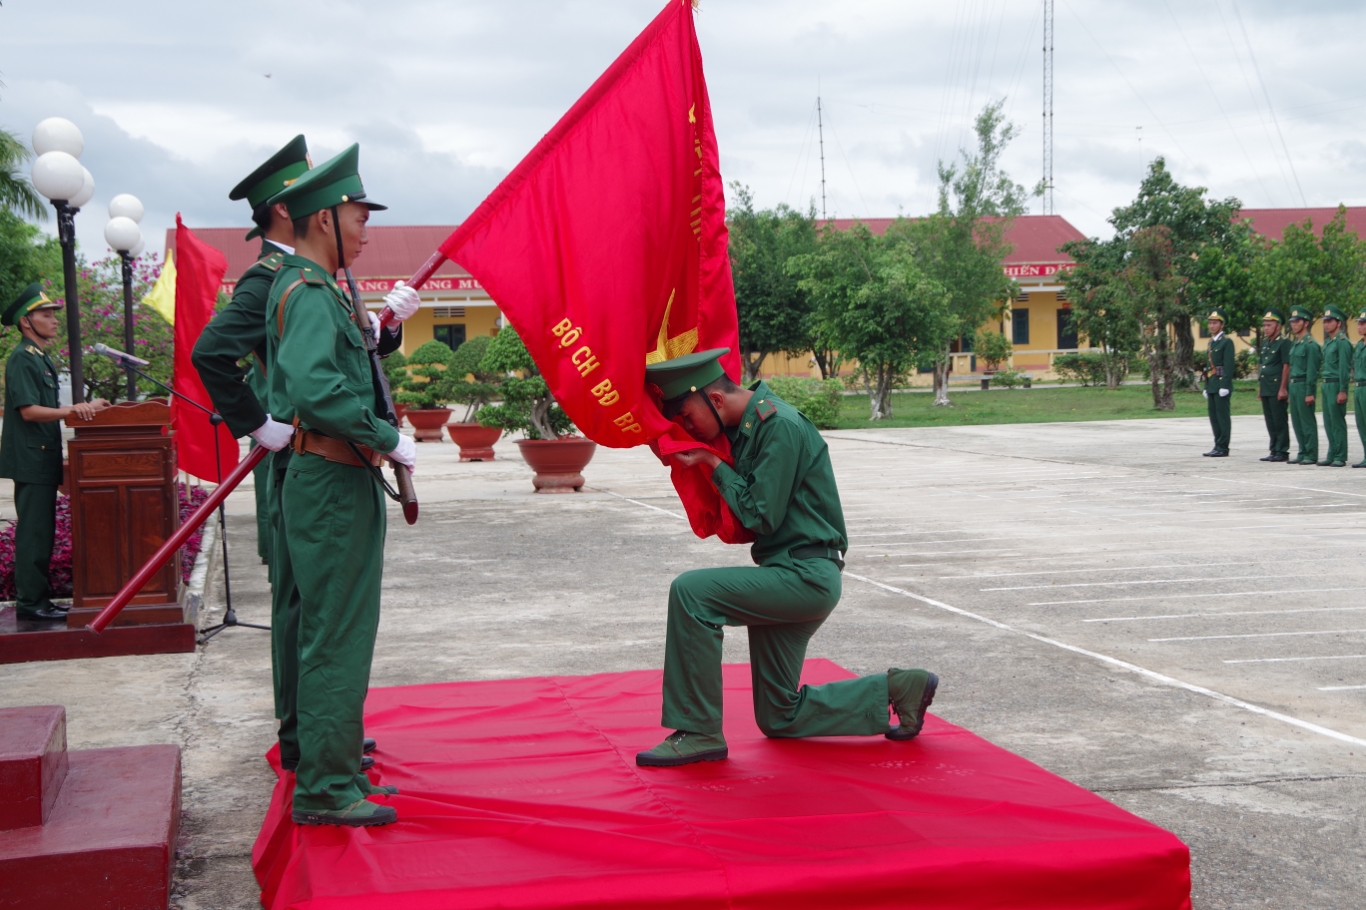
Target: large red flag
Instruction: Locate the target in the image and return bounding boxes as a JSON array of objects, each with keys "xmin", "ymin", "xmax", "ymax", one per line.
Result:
[
  {"xmin": 438, "ymin": 0, "xmax": 739, "ymax": 449},
  {"xmin": 172, "ymin": 215, "xmax": 237, "ymax": 482}
]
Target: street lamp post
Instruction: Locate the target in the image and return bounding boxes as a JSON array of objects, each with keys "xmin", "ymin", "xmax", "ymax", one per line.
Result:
[
  {"xmin": 31, "ymin": 118, "xmax": 93, "ymax": 404},
  {"xmin": 105, "ymin": 194, "xmax": 145, "ymax": 400}
]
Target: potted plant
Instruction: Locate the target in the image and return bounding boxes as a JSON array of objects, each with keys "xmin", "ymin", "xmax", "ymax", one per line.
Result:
[
  {"xmin": 973, "ymin": 329, "xmax": 1013, "ymax": 390},
  {"xmin": 393, "ymin": 340, "xmax": 456, "ymax": 441},
  {"xmin": 475, "ymin": 325, "xmax": 596, "ymax": 492},
  {"xmin": 382, "ymin": 349, "xmax": 409, "ymax": 426},
  {"xmin": 444, "ymin": 335, "xmax": 504, "ymax": 460}
]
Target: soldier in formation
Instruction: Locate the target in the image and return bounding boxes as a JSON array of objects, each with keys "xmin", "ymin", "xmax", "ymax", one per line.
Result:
[
  {"xmin": 1256, "ymin": 308, "xmax": 1291, "ymax": 462},
  {"xmin": 1287, "ymin": 306, "xmax": 1321, "ymax": 465},
  {"xmin": 1355, "ymin": 308, "xmax": 1366, "ymax": 469},
  {"xmin": 1202, "ymin": 308, "xmax": 1235, "ymax": 457},
  {"xmin": 1319, "ymin": 305, "xmax": 1352, "ymax": 467}
]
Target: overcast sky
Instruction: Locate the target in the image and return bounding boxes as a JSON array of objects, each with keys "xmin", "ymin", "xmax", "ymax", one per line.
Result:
[{"xmin": 3, "ymin": 0, "xmax": 1363, "ymax": 260}]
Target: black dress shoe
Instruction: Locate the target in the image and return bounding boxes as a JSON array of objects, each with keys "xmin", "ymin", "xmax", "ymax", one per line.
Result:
[
  {"xmin": 1316, "ymin": 460, "xmax": 1333, "ymax": 466},
  {"xmin": 1259, "ymin": 453, "xmax": 1276, "ymax": 461},
  {"xmin": 1352, "ymin": 461, "xmax": 1366, "ymax": 468},
  {"xmin": 18, "ymin": 604, "xmax": 67, "ymax": 622},
  {"xmin": 361, "ymin": 755, "xmax": 374, "ymax": 771},
  {"xmin": 1205, "ymin": 449, "xmax": 1229, "ymax": 458},
  {"xmin": 363, "ymin": 737, "xmax": 377, "ymax": 755},
  {"xmin": 1268, "ymin": 454, "xmax": 1289, "ymax": 462}
]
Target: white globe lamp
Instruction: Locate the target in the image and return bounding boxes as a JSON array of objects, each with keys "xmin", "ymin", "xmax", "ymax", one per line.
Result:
[
  {"xmin": 68, "ymin": 167, "xmax": 96, "ymax": 209},
  {"xmin": 105, "ymin": 216, "xmax": 142, "ymax": 253},
  {"xmin": 108, "ymin": 193, "xmax": 144, "ymax": 223},
  {"xmin": 129, "ymin": 236, "xmax": 147, "ymax": 258},
  {"xmin": 32, "ymin": 117, "xmax": 84, "ymax": 158},
  {"xmin": 31, "ymin": 151, "xmax": 84, "ymax": 202}
]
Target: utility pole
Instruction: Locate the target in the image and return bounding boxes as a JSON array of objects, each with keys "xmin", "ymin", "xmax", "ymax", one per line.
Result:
[
  {"xmin": 817, "ymin": 96, "xmax": 828, "ymax": 221},
  {"xmin": 1042, "ymin": 0, "xmax": 1054, "ymax": 215}
]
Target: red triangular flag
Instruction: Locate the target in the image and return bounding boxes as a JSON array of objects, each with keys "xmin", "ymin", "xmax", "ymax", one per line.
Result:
[
  {"xmin": 438, "ymin": 0, "xmax": 740, "ymax": 449},
  {"xmin": 172, "ymin": 215, "xmax": 238, "ymax": 482}
]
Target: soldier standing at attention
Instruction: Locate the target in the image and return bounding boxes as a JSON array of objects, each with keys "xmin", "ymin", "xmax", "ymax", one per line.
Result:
[
  {"xmin": 0, "ymin": 285, "xmax": 108, "ymax": 623},
  {"xmin": 264, "ymin": 144, "xmax": 416, "ymax": 826},
  {"xmin": 635, "ymin": 349, "xmax": 937, "ymax": 768},
  {"xmin": 191, "ymin": 136, "xmax": 418, "ymax": 776},
  {"xmin": 1287, "ymin": 306, "xmax": 1321, "ymax": 465},
  {"xmin": 1256, "ymin": 308, "xmax": 1291, "ymax": 462},
  {"xmin": 1354, "ymin": 309, "xmax": 1366, "ymax": 469},
  {"xmin": 1202, "ymin": 308, "xmax": 1235, "ymax": 457},
  {"xmin": 1318, "ymin": 305, "xmax": 1351, "ymax": 467}
]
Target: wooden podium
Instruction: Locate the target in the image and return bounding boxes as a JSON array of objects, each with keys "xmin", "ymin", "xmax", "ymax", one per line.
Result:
[{"xmin": 63, "ymin": 400, "xmax": 184, "ymax": 629}]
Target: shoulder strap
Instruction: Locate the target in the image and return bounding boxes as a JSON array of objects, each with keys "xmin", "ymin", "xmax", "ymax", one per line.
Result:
[{"xmin": 275, "ymin": 278, "xmax": 308, "ymax": 340}]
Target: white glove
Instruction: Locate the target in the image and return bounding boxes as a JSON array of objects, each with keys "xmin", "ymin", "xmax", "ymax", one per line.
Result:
[
  {"xmin": 1202, "ymin": 390, "xmax": 1208, "ymax": 399},
  {"xmin": 388, "ymin": 434, "xmax": 417, "ymax": 468},
  {"xmin": 367, "ymin": 310, "xmax": 382, "ymax": 339},
  {"xmin": 250, "ymin": 417, "xmax": 294, "ymax": 452},
  {"xmin": 1219, "ymin": 387, "xmax": 1230, "ymax": 397},
  {"xmin": 383, "ymin": 281, "xmax": 420, "ymax": 323}
]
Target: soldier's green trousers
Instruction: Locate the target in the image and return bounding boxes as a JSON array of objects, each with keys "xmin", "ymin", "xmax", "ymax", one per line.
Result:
[
  {"xmin": 1260, "ymin": 395, "xmax": 1290, "ymax": 457},
  {"xmin": 662, "ymin": 556, "xmax": 889, "ymax": 738},
  {"xmin": 1322, "ymin": 381, "xmax": 1348, "ymax": 463},
  {"xmin": 251, "ymin": 440, "xmax": 273, "ymax": 564},
  {"xmin": 1356, "ymin": 386, "xmax": 1366, "ymax": 463},
  {"xmin": 266, "ymin": 451, "xmax": 299, "ymax": 754},
  {"xmin": 275, "ymin": 452, "xmax": 385, "ymax": 812},
  {"xmin": 1206, "ymin": 388, "xmax": 1231, "ymax": 451},
  {"xmin": 1289, "ymin": 381, "xmax": 1319, "ymax": 462},
  {"xmin": 13, "ymin": 482, "xmax": 57, "ymax": 615}
]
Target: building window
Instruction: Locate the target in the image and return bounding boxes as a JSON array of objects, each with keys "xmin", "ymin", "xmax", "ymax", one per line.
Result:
[
  {"xmin": 1012, "ymin": 309, "xmax": 1030, "ymax": 345},
  {"xmin": 434, "ymin": 324, "xmax": 467, "ymax": 349},
  {"xmin": 1057, "ymin": 307, "xmax": 1078, "ymax": 349},
  {"xmin": 1198, "ymin": 321, "xmax": 1210, "ymax": 339},
  {"xmin": 433, "ymin": 306, "xmax": 466, "ymax": 318}
]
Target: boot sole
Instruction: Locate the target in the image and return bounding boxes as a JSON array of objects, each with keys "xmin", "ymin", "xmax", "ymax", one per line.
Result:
[
  {"xmin": 886, "ymin": 672, "xmax": 939, "ymax": 741},
  {"xmin": 636, "ymin": 747, "xmax": 728, "ymax": 767},
  {"xmin": 292, "ymin": 807, "xmax": 397, "ymax": 827}
]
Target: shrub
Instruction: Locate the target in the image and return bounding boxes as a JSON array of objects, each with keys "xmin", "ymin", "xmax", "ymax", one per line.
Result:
[
  {"xmin": 381, "ymin": 349, "xmax": 408, "ymax": 391},
  {"xmin": 394, "ymin": 340, "xmax": 456, "ymax": 410},
  {"xmin": 475, "ymin": 326, "xmax": 575, "ymax": 439},
  {"xmin": 1052, "ymin": 351, "xmax": 1109, "ymax": 387},
  {"xmin": 446, "ymin": 335, "xmax": 502, "ymax": 422},
  {"xmin": 972, "ymin": 329, "xmax": 1013, "ymax": 371},
  {"xmin": 1234, "ymin": 348, "xmax": 1256, "ymax": 380},
  {"xmin": 765, "ymin": 376, "xmax": 843, "ymax": 428},
  {"xmin": 989, "ymin": 368, "xmax": 1029, "ymax": 389}
]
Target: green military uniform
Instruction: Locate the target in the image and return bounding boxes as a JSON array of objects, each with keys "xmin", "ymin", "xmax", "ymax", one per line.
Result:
[
  {"xmin": 1203, "ymin": 308, "xmax": 1236, "ymax": 455},
  {"xmin": 1319, "ymin": 305, "xmax": 1351, "ymax": 466},
  {"xmin": 0, "ymin": 285, "xmax": 66, "ymax": 620},
  {"xmin": 1354, "ymin": 309, "xmax": 1366, "ymax": 468},
  {"xmin": 640, "ymin": 350, "xmax": 933, "ymax": 768},
  {"xmin": 1256, "ymin": 308, "xmax": 1292, "ymax": 460},
  {"xmin": 1288, "ymin": 306, "xmax": 1321, "ymax": 464},
  {"xmin": 264, "ymin": 145, "xmax": 399, "ymax": 821}
]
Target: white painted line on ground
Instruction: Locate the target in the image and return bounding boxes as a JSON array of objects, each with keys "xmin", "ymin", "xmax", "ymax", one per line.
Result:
[
  {"xmin": 1226, "ymin": 655, "xmax": 1366, "ymax": 664},
  {"xmin": 1318, "ymin": 685, "xmax": 1366, "ymax": 691},
  {"xmin": 942, "ymin": 562, "xmax": 1255, "ymax": 579},
  {"xmin": 985, "ymin": 575, "xmax": 1308, "ymax": 592},
  {"xmin": 1028, "ymin": 588, "xmax": 1347, "ymax": 606},
  {"xmin": 1085, "ymin": 605, "xmax": 1366, "ymax": 623},
  {"xmin": 1152, "ymin": 629, "xmax": 1366, "ymax": 643},
  {"xmin": 847, "ymin": 573, "xmax": 1366, "ymax": 748},
  {"xmin": 595, "ymin": 489, "xmax": 686, "ymax": 520}
]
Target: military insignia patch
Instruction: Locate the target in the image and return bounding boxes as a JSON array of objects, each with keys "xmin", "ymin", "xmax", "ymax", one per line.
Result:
[
  {"xmin": 259, "ymin": 251, "xmax": 285, "ymax": 271},
  {"xmin": 755, "ymin": 398, "xmax": 777, "ymax": 421}
]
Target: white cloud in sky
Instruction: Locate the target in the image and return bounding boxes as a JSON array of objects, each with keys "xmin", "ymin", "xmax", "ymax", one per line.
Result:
[{"xmin": 2, "ymin": 0, "xmax": 1364, "ymax": 259}]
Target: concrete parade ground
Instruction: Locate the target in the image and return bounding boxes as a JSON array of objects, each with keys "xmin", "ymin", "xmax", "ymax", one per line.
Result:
[{"xmin": 3, "ymin": 413, "xmax": 1364, "ymax": 908}]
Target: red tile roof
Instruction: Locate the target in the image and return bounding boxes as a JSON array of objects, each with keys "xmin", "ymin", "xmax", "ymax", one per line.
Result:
[
  {"xmin": 1235, "ymin": 207, "xmax": 1366, "ymax": 240},
  {"xmin": 823, "ymin": 214, "xmax": 1087, "ymax": 265}
]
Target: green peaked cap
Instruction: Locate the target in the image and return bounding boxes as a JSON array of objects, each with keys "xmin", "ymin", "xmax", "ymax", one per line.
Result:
[
  {"xmin": 267, "ymin": 143, "xmax": 386, "ymax": 220},
  {"xmin": 1323, "ymin": 304, "xmax": 1346, "ymax": 322},
  {"xmin": 645, "ymin": 347, "xmax": 731, "ymax": 402},
  {"xmin": 231, "ymin": 134, "xmax": 310, "ymax": 214},
  {"xmin": 1204, "ymin": 307, "xmax": 1228, "ymax": 323},
  {"xmin": 2, "ymin": 282, "xmax": 62, "ymax": 327},
  {"xmin": 1260, "ymin": 307, "xmax": 1284, "ymax": 324},
  {"xmin": 1289, "ymin": 305, "xmax": 1315, "ymax": 322}
]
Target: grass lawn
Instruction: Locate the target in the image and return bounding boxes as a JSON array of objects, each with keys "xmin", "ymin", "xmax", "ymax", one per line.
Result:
[{"xmin": 832, "ymin": 380, "xmax": 1264, "ymax": 430}]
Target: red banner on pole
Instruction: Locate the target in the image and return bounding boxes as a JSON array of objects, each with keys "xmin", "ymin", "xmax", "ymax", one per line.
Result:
[
  {"xmin": 437, "ymin": 0, "xmax": 740, "ymax": 449},
  {"xmin": 172, "ymin": 215, "xmax": 237, "ymax": 482}
]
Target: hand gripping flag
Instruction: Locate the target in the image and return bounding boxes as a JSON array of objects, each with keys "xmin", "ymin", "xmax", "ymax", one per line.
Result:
[
  {"xmin": 172, "ymin": 215, "xmax": 238, "ymax": 482},
  {"xmin": 437, "ymin": 0, "xmax": 740, "ymax": 450}
]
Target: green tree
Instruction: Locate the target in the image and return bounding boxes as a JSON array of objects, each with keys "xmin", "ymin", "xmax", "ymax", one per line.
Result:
[
  {"xmin": 1059, "ymin": 235, "xmax": 1140, "ymax": 389},
  {"xmin": 1251, "ymin": 207, "xmax": 1366, "ymax": 325},
  {"xmin": 727, "ymin": 184, "xmax": 818, "ymax": 382},
  {"xmin": 475, "ymin": 325, "xmax": 573, "ymax": 439},
  {"xmin": 897, "ymin": 100, "xmax": 1031, "ymax": 407},
  {"xmin": 0, "ymin": 209, "xmax": 63, "ymax": 367},
  {"xmin": 791, "ymin": 223, "xmax": 950, "ymax": 420},
  {"xmin": 1118, "ymin": 226, "xmax": 1185, "ymax": 410},
  {"xmin": 393, "ymin": 340, "xmax": 457, "ymax": 410},
  {"xmin": 445, "ymin": 334, "xmax": 502, "ymax": 422},
  {"xmin": 0, "ymin": 127, "xmax": 46, "ymax": 221}
]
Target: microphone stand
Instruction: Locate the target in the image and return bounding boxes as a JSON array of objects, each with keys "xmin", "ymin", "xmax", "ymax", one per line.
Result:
[{"xmin": 106, "ymin": 358, "xmax": 267, "ymax": 642}]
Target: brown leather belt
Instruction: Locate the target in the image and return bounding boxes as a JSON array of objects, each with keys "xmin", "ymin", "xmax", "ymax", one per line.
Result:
[{"xmin": 293, "ymin": 429, "xmax": 383, "ymax": 468}]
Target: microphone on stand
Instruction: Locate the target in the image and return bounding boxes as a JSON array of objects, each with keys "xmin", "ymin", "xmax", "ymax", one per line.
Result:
[{"xmin": 92, "ymin": 342, "xmax": 150, "ymax": 368}]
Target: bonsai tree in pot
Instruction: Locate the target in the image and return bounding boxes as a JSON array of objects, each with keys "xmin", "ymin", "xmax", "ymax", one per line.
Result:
[
  {"xmin": 444, "ymin": 334, "xmax": 504, "ymax": 460},
  {"xmin": 475, "ymin": 325, "xmax": 596, "ymax": 492},
  {"xmin": 394, "ymin": 340, "xmax": 456, "ymax": 441},
  {"xmin": 382, "ymin": 349, "xmax": 409, "ymax": 425}
]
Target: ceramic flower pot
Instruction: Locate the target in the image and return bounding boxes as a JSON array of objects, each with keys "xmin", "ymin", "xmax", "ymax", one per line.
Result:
[
  {"xmin": 393, "ymin": 403, "xmax": 408, "ymax": 427},
  {"xmin": 405, "ymin": 408, "xmax": 453, "ymax": 442},
  {"xmin": 446, "ymin": 422, "xmax": 502, "ymax": 461},
  {"xmin": 514, "ymin": 437, "xmax": 598, "ymax": 493}
]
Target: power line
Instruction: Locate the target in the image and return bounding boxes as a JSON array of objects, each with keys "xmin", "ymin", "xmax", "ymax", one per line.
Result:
[
  {"xmin": 817, "ymin": 95, "xmax": 827, "ymax": 220},
  {"xmin": 1230, "ymin": 1, "xmax": 1306, "ymax": 205},
  {"xmin": 1042, "ymin": 0, "xmax": 1054, "ymax": 215}
]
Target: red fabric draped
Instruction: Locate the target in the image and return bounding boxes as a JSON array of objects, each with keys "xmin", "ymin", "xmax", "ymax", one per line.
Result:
[{"xmin": 172, "ymin": 216, "xmax": 236, "ymax": 482}]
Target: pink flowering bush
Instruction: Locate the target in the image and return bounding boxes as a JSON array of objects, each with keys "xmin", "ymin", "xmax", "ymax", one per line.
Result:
[{"xmin": 0, "ymin": 482, "xmax": 212, "ymax": 600}]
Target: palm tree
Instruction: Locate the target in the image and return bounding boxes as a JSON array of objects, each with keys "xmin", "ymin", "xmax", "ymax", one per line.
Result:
[{"xmin": 0, "ymin": 127, "xmax": 47, "ymax": 220}]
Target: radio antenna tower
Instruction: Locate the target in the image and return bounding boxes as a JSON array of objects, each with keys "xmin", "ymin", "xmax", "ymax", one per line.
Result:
[
  {"xmin": 1042, "ymin": 0, "xmax": 1054, "ymax": 215},
  {"xmin": 817, "ymin": 96, "xmax": 828, "ymax": 220}
]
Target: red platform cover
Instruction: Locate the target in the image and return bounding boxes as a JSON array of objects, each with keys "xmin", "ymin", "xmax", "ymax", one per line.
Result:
[{"xmin": 253, "ymin": 661, "xmax": 1190, "ymax": 910}]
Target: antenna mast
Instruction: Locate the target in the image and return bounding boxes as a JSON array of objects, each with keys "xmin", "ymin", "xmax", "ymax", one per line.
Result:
[
  {"xmin": 817, "ymin": 96, "xmax": 828, "ymax": 220},
  {"xmin": 1042, "ymin": 0, "xmax": 1054, "ymax": 215}
]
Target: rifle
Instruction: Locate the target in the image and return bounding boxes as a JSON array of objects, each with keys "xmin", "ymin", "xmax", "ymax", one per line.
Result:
[{"xmin": 89, "ymin": 250, "xmax": 452, "ymax": 635}]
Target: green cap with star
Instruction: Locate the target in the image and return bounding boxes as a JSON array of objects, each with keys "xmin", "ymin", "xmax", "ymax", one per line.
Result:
[
  {"xmin": 1289, "ymin": 306, "xmax": 1315, "ymax": 323},
  {"xmin": 1323, "ymin": 304, "xmax": 1346, "ymax": 322},
  {"xmin": 646, "ymin": 347, "xmax": 730, "ymax": 413},
  {"xmin": 267, "ymin": 143, "xmax": 386, "ymax": 220},
  {"xmin": 1205, "ymin": 307, "xmax": 1228, "ymax": 323},
  {"xmin": 230, "ymin": 134, "xmax": 311, "ymax": 239},
  {"xmin": 1261, "ymin": 307, "xmax": 1284, "ymax": 324},
  {"xmin": 1357, "ymin": 308, "xmax": 1366, "ymax": 322},
  {"xmin": 2, "ymin": 283, "xmax": 62, "ymax": 327}
]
